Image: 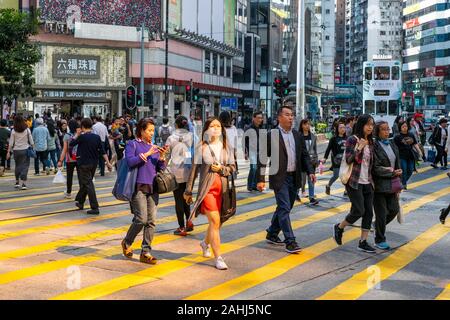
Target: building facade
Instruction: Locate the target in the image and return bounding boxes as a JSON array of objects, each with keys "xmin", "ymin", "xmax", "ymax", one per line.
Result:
[
  {"xmin": 402, "ymin": 0, "xmax": 450, "ymax": 114},
  {"xmin": 346, "ymin": 0, "xmax": 403, "ymax": 87}
]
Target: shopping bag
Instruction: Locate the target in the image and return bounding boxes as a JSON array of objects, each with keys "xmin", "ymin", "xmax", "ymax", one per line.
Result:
[
  {"xmin": 112, "ymin": 158, "xmax": 137, "ymax": 202},
  {"xmin": 53, "ymin": 169, "xmax": 66, "ymax": 184},
  {"xmin": 427, "ymin": 148, "xmax": 436, "ymax": 163}
]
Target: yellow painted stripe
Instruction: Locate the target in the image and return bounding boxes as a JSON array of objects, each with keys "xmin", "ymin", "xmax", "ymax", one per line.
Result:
[
  {"xmin": 50, "ymin": 201, "xmax": 350, "ymax": 300},
  {"xmin": 436, "ymin": 284, "xmax": 450, "ymax": 300},
  {"xmin": 0, "ymin": 190, "xmax": 278, "ymax": 260},
  {"xmin": 48, "ymin": 173, "xmax": 443, "ymax": 300},
  {"xmin": 317, "ymin": 223, "xmax": 449, "ymax": 300},
  {"xmin": 186, "ymin": 186, "xmax": 450, "ymax": 300}
]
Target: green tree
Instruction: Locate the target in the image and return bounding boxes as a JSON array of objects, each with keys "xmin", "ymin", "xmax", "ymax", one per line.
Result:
[{"xmin": 0, "ymin": 8, "xmax": 42, "ymax": 99}]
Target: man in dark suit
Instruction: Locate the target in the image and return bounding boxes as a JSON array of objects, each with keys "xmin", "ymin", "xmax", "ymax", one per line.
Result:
[{"xmin": 257, "ymin": 106, "xmax": 316, "ymax": 253}]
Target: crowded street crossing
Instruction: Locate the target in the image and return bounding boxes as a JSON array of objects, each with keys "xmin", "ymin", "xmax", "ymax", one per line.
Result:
[{"xmin": 0, "ymin": 160, "xmax": 449, "ymax": 300}]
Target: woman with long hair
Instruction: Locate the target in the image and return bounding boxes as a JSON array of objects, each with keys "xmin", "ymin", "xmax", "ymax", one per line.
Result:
[
  {"xmin": 392, "ymin": 115, "xmax": 403, "ymax": 137},
  {"xmin": 121, "ymin": 118, "xmax": 169, "ymax": 264},
  {"xmin": 333, "ymin": 114, "xmax": 377, "ymax": 253},
  {"xmin": 372, "ymin": 121, "xmax": 402, "ymax": 250},
  {"xmin": 7, "ymin": 115, "xmax": 34, "ymax": 190},
  {"xmin": 184, "ymin": 117, "xmax": 236, "ymax": 270},
  {"xmin": 219, "ymin": 111, "xmax": 239, "ymax": 179},
  {"xmin": 323, "ymin": 122, "xmax": 347, "ymax": 195},
  {"xmin": 58, "ymin": 119, "xmax": 81, "ymax": 199},
  {"xmin": 298, "ymin": 119, "xmax": 319, "ymax": 205}
]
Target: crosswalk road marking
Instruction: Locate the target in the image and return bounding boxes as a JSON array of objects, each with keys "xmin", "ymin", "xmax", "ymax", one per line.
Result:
[
  {"xmin": 436, "ymin": 284, "xmax": 450, "ymax": 300},
  {"xmin": 47, "ymin": 177, "xmax": 447, "ymax": 300},
  {"xmin": 184, "ymin": 186, "xmax": 450, "ymax": 300}
]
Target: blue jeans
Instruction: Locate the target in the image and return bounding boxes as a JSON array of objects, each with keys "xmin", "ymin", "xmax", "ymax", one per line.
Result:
[
  {"xmin": 48, "ymin": 149, "xmax": 58, "ymax": 169},
  {"xmin": 400, "ymin": 158, "xmax": 415, "ymax": 186},
  {"xmin": 328, "ymin": 168, "xmax": 340, "ymax": 187},
  {"xmin": 267, "ymin": 175, "xmax": 297, "ymax": 244},
  {"xmin": 247, "ymin": 164, "xmax": 257, "ymax": 190},
  {"xmin": 301, "ymin": 172, "xmax": 315, "ymax": 198}
]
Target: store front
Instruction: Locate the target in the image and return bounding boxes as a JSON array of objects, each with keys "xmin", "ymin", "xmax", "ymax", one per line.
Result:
[{"xmin": 31, "ymin": 44, "xmax": 127, "ymax": 118}]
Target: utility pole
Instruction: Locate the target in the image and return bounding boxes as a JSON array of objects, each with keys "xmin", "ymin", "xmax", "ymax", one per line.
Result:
[
  {"xmin": 140, "ymin": 22, "xmax": 145, "ymax": 121},
  {"xmin": 163, "ymin": 0, "xmax": 169, "ymax": 118},
  {"xmin": 296, "ymin": 0, "xmax": 306, "ymax": 122}
]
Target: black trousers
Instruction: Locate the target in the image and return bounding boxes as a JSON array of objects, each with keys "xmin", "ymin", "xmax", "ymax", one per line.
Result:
[
  {"xmin": 345, "ymin": 183, "xmax": 374, "ymax": 230},
  {"xmin": 434, "ymin": 144, "xmax": 448, "ymax": 167},
  {"xmin": 75, "ymin": 164, "xmax": 99, "ymax": 210},
  {"xmin": 173, "ymin": 182, "xmax": 191, "ymax": 228},
  {"xmin": 66, "ymin": 161, "xmax": 79, "ymax": 194},
  {"xmin": 373, "ymin": 192, "xmax": 399, "ymax": 243},
  {"xmin": 0, "ymin": 149, "xmax": 6, "ymax": 167}
]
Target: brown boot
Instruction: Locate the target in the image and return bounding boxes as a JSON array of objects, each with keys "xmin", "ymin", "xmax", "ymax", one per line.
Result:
[
  {"xmin": 139, "ymin": 252, "xmax": 157, "ymax": 265},
  {"xmin": 121, "ymin": 240, "xmax": 133, "ymax": 259}
]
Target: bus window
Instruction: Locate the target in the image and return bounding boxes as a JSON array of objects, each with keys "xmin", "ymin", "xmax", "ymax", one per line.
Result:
[
  {"xmin": 374, "ymin": 67, "xmax": 390, "ymax": 80},
  {"xmin": 388, "ymin": 100, "xmax": 398, "ymax": 115},
  {"xmin": 365, "ymin": 67, "xmax": 372, "ymax": 80},
  {"xmin": 392, "ymin": 66, "xmax": 400, "ymax": 80},
  {"xmin": 376, "ymin": 101, "xmax": 387, "ymax": 115},
  {"xmin": 365, "ymin": 100, "xmax": 375, "ymax": 114}
]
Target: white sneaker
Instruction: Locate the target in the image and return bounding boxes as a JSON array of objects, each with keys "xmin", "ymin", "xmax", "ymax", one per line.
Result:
[
  {"xmin": 64, "ymin": 192, "xmax": 72, "ymax": 199},
  {"xmin": 200, "ymin": 241, "xmax": 212, "ymax": 258},
  {"xmin": 215, "ymin": 256, "xmax": 228, "ymax": 270}
]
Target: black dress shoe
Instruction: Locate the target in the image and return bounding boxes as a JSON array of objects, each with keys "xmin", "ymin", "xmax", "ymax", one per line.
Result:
[
  {"xmin": 440, "ymin": 207, "xmax": 449, "ymax": 224},
  {"xmin": 75, "ymin": 201, "xmax": 84, "ymax": 210},
  {"xmin": 87, "ymin": 209, "xmax": 100, "ymax": 215}
]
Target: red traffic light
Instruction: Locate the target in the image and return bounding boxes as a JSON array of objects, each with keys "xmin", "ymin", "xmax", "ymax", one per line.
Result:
[
  {"xmin": 275, "ymin": 78, "xmax": 282, "ymax": 85},
  {"xmin": 186, "ymin": 85, "xmax": 191, "ymax": 91},
  {"xmin": 127, "ymin": 90, "xmax": 133, "ymax": 96}
]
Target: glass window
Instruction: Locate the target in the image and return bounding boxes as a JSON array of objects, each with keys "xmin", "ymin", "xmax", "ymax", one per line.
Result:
[
  {"xmin": 205, "ymin": 51, "xmax": 211, "ymax": 74},
  {"xmin": 226, "ymin": 58, "xmax": 231, "ymax": 78},
  {"xmin": 364, "ymin": 67, "xmax": 372, "ymax": 80},
  {"xmin": 374, "ymin": 67, "xmax": 390, "ymax": 80},
  {"xmin": 220, "ymin": 56, "xmax": 225, "ymax": 76},
  {"xmin": 365, "ymin": 100, "xmax": 375, "ymax": 114},
  {"xmin": 388, "ymin": 100, "xmax": 398, "ymax": 115},
  {"xmin": 213, "ymin": 53, "xmax": 218, "ymax": 75},
  {"xmin": 392, "ymin": 66, "xmax": 400, "ymax": 80},
  {"xmin": 376, "ymin": 101, "xmax": 387, "ymax": 115}
]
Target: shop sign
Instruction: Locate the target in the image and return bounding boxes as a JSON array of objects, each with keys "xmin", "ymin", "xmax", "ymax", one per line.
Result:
[
  {"xmin": 39, "ymin": 90, "xmax": 111, "ymax": 100},
  {"xmin": 425, "ymin": 105, "xmax": 446, "ymax": 110},
  {"xmin": 53, "ymin": 54, "xmax": 100, "ymax": 79}
]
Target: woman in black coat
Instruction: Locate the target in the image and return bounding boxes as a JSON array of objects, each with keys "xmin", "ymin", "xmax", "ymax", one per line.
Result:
[
  {"xmin": 372, "ymin": 121, "xmax": 403, "ymax": 250},
  {"xmin": 323, "ymin": 122, "xmax": 347, "ymax": 195}
]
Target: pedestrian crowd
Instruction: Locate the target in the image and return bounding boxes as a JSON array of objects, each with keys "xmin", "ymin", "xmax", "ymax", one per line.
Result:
[{"xmin": 1, "ymin": 108, "xmax": 449, "ymax": 270}]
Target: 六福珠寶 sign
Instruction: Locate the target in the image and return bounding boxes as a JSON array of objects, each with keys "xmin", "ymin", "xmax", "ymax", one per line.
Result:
[{"xmin": 53, "ymin": 54, "xmax": 101, "ymax": 79}]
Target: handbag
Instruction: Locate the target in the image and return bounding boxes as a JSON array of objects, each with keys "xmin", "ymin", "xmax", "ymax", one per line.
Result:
[
  {"xmin": 26, "ymin": 130, "xmax": 36, "ymax": 158},
  {"xmin": 411, "ymin": 146, "xmax": 421, "ymax": 161},
  {"xmin": 112, "ymin": 142, "xmax": 138, "ymax": 202},
  {"xmin": 339, "ymin": 154, "xmax": 353, "ymax": 185},
  {"xmin": 391, "ymin": 176, "xmax": 403, "ymax": 193},
  {"xmin": 154, "ymin": 166, "xmax": 178, "ymax": 194},
  {"xmin": 220, "ymin": 174, "xmax": 237, "ymax": 224}
]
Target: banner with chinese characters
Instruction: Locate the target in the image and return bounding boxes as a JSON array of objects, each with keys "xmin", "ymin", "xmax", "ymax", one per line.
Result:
[
  {"xmin": 53, "ymin": 54, "xmax": 100, "ymax": 79},
  {"xmin": 34, "ymin": 45, "xmax": 127, "ymax": 89}
]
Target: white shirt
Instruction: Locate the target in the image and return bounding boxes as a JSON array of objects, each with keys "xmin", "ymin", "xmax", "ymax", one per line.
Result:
[
  {"xmin": 92, "ymin": 122, "xmax": 108, "ymax": 142},
  {"xmin": 225, "ymin": 126, "xmax": 238, "ymax": 151},
  {"xmin": 358, "ymin": 146, "xmax": 371, "ymax": 185},
  {"xmin": 440, "ymin": 127, "xmax": 447, "ymax": 147},
  {"xmin": 278, "ymin": 126, "xmax": 296, "ymax": 172}
]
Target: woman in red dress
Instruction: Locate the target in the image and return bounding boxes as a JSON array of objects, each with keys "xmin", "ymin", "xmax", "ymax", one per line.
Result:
[{"xmin": 184, "ymin": 117, "xmax": 236, "ymax": 270}]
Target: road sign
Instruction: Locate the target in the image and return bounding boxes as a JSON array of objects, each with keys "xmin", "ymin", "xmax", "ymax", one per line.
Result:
[{"xmin": 220, "ymin": 97, "xmax": 238, "ymax": 111}]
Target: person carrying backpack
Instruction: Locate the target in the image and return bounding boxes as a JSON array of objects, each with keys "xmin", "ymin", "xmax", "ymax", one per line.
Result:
[
  {"xmin": 58, "ymin": 119, "xmax": 81, "ymax": 199},
  {"xmin": 158, "ymin": 117, "xmax": 173, "ymax": 146}
]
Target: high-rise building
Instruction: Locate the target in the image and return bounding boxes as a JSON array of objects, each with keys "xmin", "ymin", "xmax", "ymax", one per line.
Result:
[
  {"xmin": 346, "ymin": 0, "xmax": 403, "ymax": 86},
  {"xmin": 335, "ymin": 0, "xmax": 346, "ymax": 80},
  {"xmin": 402, "ymin": 0, "xmax": 450, "ymax": 113}
]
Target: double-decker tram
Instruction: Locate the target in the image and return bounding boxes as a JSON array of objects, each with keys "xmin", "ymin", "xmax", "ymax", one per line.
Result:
[{"xmin": 362, "ymin": 58, "xmax": 402, "ymax": 128}]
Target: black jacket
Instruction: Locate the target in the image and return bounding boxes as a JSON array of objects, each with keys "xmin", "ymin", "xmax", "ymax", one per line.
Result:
[
  {"xmin": 431, "ymin": 125, "xmax": 448, "ymax": 147},
  {"xmin": 324, "ymin": 135, "xmax": 346, "ymax": 168},
  {"xmin": 372, "ymin": 140, "xmax": 401, "ymax": 193},
  {"xmin": 257, "ymin": 128, "xmax": 314, "ymax": 191}
]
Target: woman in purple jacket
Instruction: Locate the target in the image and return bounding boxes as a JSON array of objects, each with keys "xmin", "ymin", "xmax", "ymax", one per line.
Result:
[{"xmin": 121, "ymin": 118, "xmax": 168, "ymax": 264}]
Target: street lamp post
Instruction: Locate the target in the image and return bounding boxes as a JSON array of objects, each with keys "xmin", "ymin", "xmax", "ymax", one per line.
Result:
[{"xmin": 296, "ymin": 0, "xmax": 306, "ymax": 121}]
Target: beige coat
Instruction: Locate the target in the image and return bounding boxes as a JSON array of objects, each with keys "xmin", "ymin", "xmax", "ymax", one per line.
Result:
[{"xmin": 186, "ymin": 142, "xmax": 236, "ymax": 220}]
